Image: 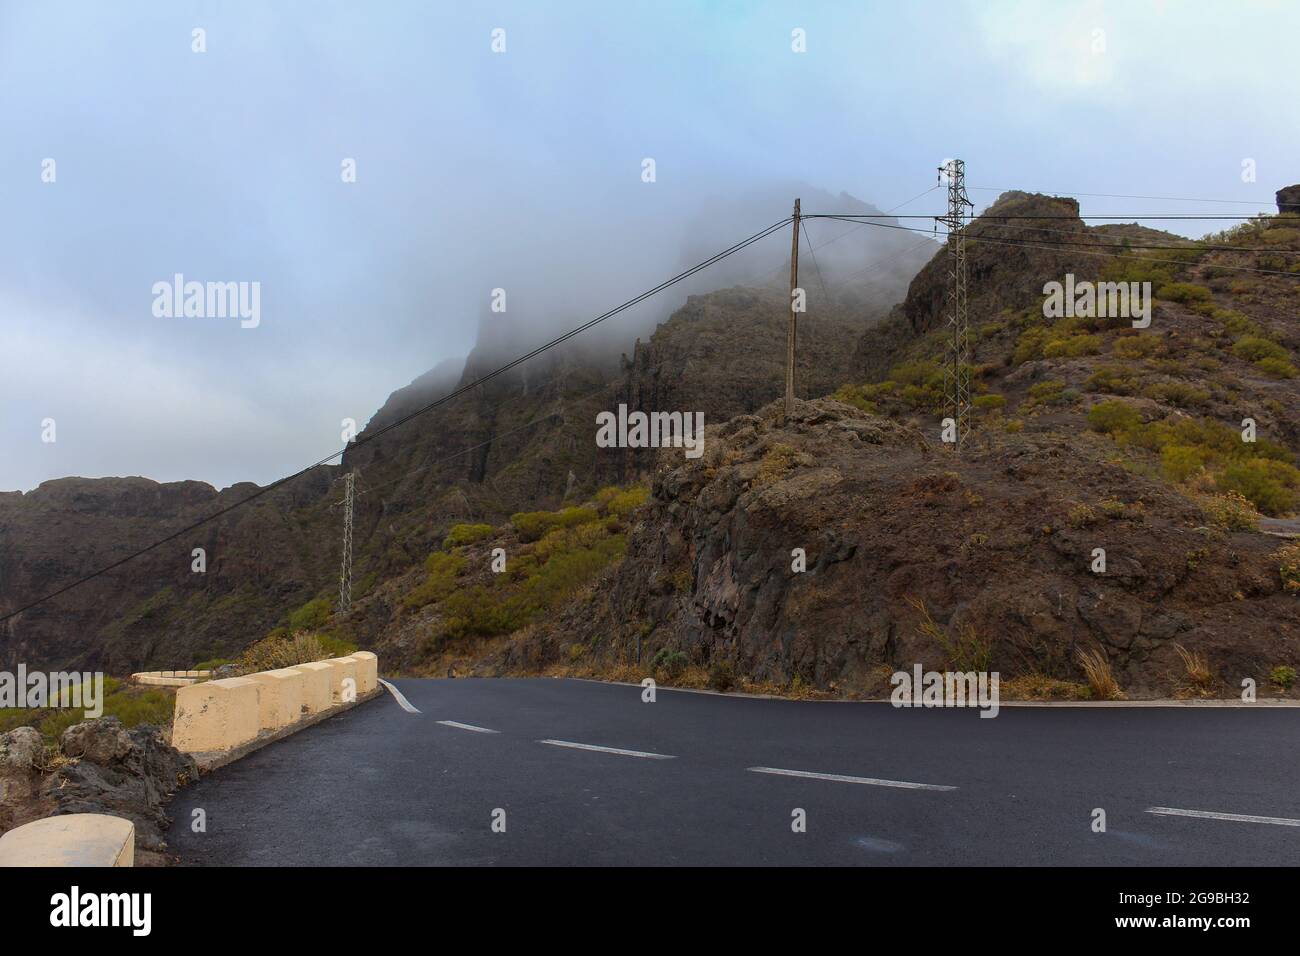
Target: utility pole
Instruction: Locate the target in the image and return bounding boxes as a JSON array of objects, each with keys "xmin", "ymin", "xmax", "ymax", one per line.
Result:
[
  {"xmin": 938, "ymin": 160, "xmax": 973, "ymax": 450},
  {"xmin": 338, "ymin": 471, "xmax": 355, "ymax": 612},
  {"xmin": 784, "ymin": 197, "xmax": 801, "ymax": 421}
]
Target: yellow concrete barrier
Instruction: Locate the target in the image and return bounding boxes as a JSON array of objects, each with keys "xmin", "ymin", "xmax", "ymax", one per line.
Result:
[
  {"xmin": 0, "ymin": 813, "xmax": 134, "ymax": 867},
  {"xmin": 327, "ymin": 657, "xmax": 358, "ymax": 704},
  {"xmin": 172, "ymin": 677, "xmax": 260, "ymax": 753},
  {"xmin": 248, "ymin": 668, "xmax": 306, "ymax": 731},
  {"xmin": 351, "ymin": 651, "xmax": 378, "ymax": 694},
  {"xmin": 293, "ymin": 661, "xmax": 334, "ymax": 715}
]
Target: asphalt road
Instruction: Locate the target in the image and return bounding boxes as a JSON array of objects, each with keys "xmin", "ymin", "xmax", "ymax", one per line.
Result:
[{"xmin": 169, "ymin": 678, "xmax": 1300, "ymax": 866}]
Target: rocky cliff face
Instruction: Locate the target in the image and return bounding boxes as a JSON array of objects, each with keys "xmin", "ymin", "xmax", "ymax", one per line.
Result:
[
  {"xmin": 1, "ymin": 243, "xmax": 918, "ymax": 673},
  {"xmin": 496, "ymin": 398, "xmax": 1299, "ymax": 696},
  {"xmin": 0, "ymin": 471, "xmax": 338, "ymax": 672}
]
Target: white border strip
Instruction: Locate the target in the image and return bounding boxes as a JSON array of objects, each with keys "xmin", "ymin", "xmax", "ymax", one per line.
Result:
[
  {"xmin": 1146, "ymin": 806, "xmax": 1300, "ymax": 827},
  {"xmin": 378, "ymin": 678, "xmax": 421, "ymax": 714},
  {"xmin": 437, "ymin": 720, "xmax": 499, "ymax": 734},
  {"xmin": 539, "ymin": 739, "xmax": 675, "ymax": 759},
  {"xmin": 748, "ymin": 766, "xmax": 957, "ymax": 791}
]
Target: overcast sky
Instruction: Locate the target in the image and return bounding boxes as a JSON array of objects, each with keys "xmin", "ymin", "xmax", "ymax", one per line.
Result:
[{"xmin": 1, "ymin": 0, "xmax": 1296, "ymax": 492}]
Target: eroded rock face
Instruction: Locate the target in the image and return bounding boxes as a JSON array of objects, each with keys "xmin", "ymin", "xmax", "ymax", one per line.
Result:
[
  {"xmin": 508, "ymin": 397, "xmax": 1300, "ymax": 696},
  {"xmin": 1277, "ymin": 184, "xmax": 1300, "ymax": 216},
  {"xmin": 0, "ymin": 727, "xmax": 49, "ymax": 832}
]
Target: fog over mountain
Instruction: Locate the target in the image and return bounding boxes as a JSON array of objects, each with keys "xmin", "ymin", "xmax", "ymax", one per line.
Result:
[{"xmin": 1, "ymin": 1, "xmax": 1292, "ymax": 492}]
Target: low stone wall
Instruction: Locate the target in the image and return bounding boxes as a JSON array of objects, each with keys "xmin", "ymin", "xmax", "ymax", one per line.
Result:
[
  {"xmin": 170, "ymin": 654, "xmax": 380, "ymax": 770},
  {"xmin": 130, "ymin": 669, "xmax": 212, "ymax": 687},
  {"xmin": 0, "ymin": 813, "xmax": 135, "ymax": 867}
]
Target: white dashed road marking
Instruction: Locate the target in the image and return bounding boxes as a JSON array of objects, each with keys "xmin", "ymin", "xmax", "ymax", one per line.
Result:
[
  {"xmin": 747, "ymin": 766, "xmax": 957, "ymax": 791},
  {"xmin": 1146, "ymin": 806, "xmax": 1300, "ymax": 827},
  {"xmin": 539, "ymin": 739, "xmax": 675, "ymax": 759},
  {"xmin": 379, "ymin": 679, "xmax": 420, "ymax": 714},
  {"xmin": 437, "ymin": 720, "xmax": 499, "ymax": 734}
]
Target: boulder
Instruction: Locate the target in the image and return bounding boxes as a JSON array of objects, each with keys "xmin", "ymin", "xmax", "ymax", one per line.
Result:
[{"xmin": 61, "ymin": 717, "xmax": 133, "ymax": 765}]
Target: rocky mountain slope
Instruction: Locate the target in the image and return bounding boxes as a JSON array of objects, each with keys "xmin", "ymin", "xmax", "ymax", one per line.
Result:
[
  {"xmin": 0, "ymin": 191, "xmax": 930, "ymax": 673},
  {"xmin": 5, "ymin": 186, "xmax": 1297, "ymax": 701},
  {"xmin": 480, "ymin": 397, "xmax": 1299, "ymax": 697}
]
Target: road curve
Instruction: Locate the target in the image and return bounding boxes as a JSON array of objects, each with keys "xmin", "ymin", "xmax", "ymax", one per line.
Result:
[{"xmin": 168, "ymin": 677, "xmax": 1300, "ymax": 866}]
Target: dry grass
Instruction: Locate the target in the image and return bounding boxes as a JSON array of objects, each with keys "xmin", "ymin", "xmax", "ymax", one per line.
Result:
[
  {"xmin": 235, "ymin": 632, "xmax": 329, "ymax": 674},
  {"xmin": 907, "ymin": 596, "xmax": 992, "ymax": 672},
  {"xmin": 1172, "ymin": 642, "xmax": 1215, "ymax": 694},
  {"xmin": 1000, "ymin": 673, "xmax": 1091, "ymax": 701},
  {"xmin": 1075, "ymin": 646, "xmax": 1124, "ymax": 700}
]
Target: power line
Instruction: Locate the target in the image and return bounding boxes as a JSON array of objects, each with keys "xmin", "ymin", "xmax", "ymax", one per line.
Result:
[
  {"xmin": 0, "ymin": 216, "xmax": 794, "ymax": 624},
  {"xmin": 355, "ymin": 377, "xmax": 615, "ymax": 499},
  {"xmin": 967, "ymin": 185, "xmax": 1280, "ymax": 206},
  {"xmin": 810, "ymin": 213, "xmax": 1280, "ymax": 221},
  {"xmin": 810, "ymin": 216, "xmax": 1300, "ymax": 277},
  {"xmin": 801, "ymin": 219, "xmax": 830, "ymax": 303}
]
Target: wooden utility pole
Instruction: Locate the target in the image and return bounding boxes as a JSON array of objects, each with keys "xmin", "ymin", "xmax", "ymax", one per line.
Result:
[{"xmin": 784, "ymin": 198, "xmax": 801, "ymax": 421}]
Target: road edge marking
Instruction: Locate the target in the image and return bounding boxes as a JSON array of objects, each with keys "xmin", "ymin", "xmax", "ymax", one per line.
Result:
[
  {"xmin": 1145, "ymin": 806, "xmax": 1300, "ymax": 827},
  {"xmin": 378, "ymin": 678, "xmax": 421, "ymax": 714},
  {"xmin": 539, "ymin": 738, "xmax": 675, "ymax": 759},
  {"xmin": 747, "ymin": 766, "xmax": 957, "ymax": 791}
]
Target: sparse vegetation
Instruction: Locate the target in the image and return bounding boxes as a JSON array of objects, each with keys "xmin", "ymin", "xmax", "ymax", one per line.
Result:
[
  {"xmin": 1279, "ymin": 542, "xmax": 1300, "ymax": 593},
  {"xmin": 1172, "ymin": 642, "xmax": 1215, "ymax": 693},
  {"xmin": 0, "ymin": 677, "xmax": 176, "ymax": 741},
  {"xmin": 1088, "ymin": 400, "xmax": 1299, "ymax": 515},
  {"xmin": 235, "ymin": 631, "xmax": 346, "ymax": 673},
  {"xmin": 908, "ymin": 596, "xmax": 991, "ymax": 673},
  {"xmin": 1269, "ymin": 665, "xmax": 1296, "ymax": 690},
  {"xmin": 1075, "ymin": 646, "xmax": 1123, "ymax": 700},
  {"xmin": 443, "ymin": 523, "xmax": 494, "ymax": 548}
]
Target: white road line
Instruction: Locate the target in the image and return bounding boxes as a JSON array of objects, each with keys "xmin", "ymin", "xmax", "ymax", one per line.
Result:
[
  {"xmin": 378, "ymin": 679, "xmax": 421, "ymax": 714},
  {"xmin": 437, "ymin": 720, "xmax": 499, "ymax": 734},
  {"xmin": 539, "ymin": 739, "xmax": 675, "ymax": 760},
  {"xmin": 747, "ymin": 766, "xmax": 957, "ymax": 791},
  {"xmin": 1146, "ymin": 806, "xmax": 1300, "ymax": 827}
]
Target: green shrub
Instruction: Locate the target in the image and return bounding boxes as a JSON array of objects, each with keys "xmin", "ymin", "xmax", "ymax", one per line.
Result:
[
  {"xmin": 1143, "ymin": 382, "xmax": 1210, "ymax": 408},
  {"xmin": 443, "ymin": 523, "xmax": 494, "ymax": 548},
  {"xmin": 1087, "ymin": 400, "xmax": 1141, "ymax": 435},
  {"xmin": 1219, "ymin": 459, "xmax": 1300, "ymax": 516},
  {"xmin": 607, "ymin": 486, "xmax": 649, "ymax": 517},
  {"xmin": 510, "ymin": 506, "xmax": 600, "ymax": 543},
  {"xmin": 832, "ymin": 383, "xmax": 877, "ymax": 414},
  {"xmin": 1013, "ymin": 327, "xmax": 1051, "ymax": 365},
  {"xmin": 1085, "ymin": 366, "xmax": 1138, "ymax": 395},
  {"xmin": 651, "ymin": 648, "xmax": 689, "ymax": 679},
  {"xmin": 1270, "ymin": 665, "xmax": 1297, "ymax": 688},
  {"xmin": 890, "ymin": 360, "xmax": 943, "ymax": 388},
  {"xmin": 1162, "ymin": 445, "xmax": 1206, "ymax": 483},
  {"xmin": 287, "ymin": 597, "xmax": 332, "ymax": 633},
  {"xmin": 1232, "ymin": 336, "xmax": 1289, "ymax": 363},
  {"xmin": 973, "ymin": 393, "xmax": 1006, "ymax": 411},
  {"xmin": 1043, "ymin": 334, "xmax": 1102, "ymax": 359},
  {"xmin": 1212, "ymin": 309, "xmax": 1265, "ymax": 340},
  {"xmin": 1255, "ymin": 357, "xmax": 1297, "ymax": 379},
  {"xmin": 404, "ymin": 551, "xmax": 467, "ymax": 609},
  {"xmin": 1112, "ymin": 335, "xmax": 1160, "ymax": 359},
  {"xmin": 1157, "ymin": 282, "xmax": 1212, "ymax": 304}
]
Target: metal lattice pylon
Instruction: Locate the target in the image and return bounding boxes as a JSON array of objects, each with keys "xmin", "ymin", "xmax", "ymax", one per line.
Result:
[
  {"xmin": 338, "ymin": 471, "xmax": 355, "ymax": 611},
  {"xmin": 938, "ymin": 159, "xmax": 974, "ymax": 450}
]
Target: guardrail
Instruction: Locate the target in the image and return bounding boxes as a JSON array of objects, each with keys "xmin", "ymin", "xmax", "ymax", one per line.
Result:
[
  {"xmin": 0, "ymin": 813, "xmax": 135, "ymax": 867},
  {"xmin": 129, "ymin": 669, "xmax": 213, "ymax": 687},
  {"xmin": 171, "ymin": 652, "xmax": 379, "ymax": 770}
]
